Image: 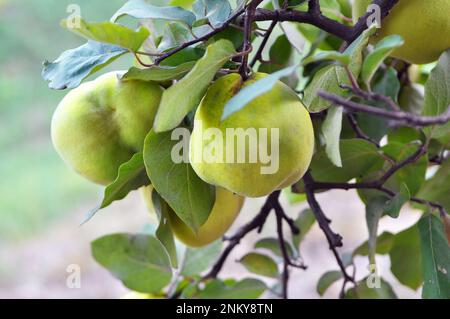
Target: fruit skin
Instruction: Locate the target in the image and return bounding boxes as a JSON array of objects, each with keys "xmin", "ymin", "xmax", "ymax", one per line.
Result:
[
  {"xmin": 51, "ymin": 72, "xmax": 163, "ymax": 185},
  {"xmin": 189, "ymin": 73, "xmax": 314, "ymax": 197},
  {"xmin": 353, "ymin": 0, "xmax": 450, "ymax": 64},
  {"xmin": 167, "ymin": 187, "xmax": 244, "ymax": 247}
]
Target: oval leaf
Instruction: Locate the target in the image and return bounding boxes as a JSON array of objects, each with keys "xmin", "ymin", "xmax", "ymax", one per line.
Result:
[
  {"xmin": 61, "ymin": 19, "xmax": 149, "ymax": 52},
  {"xmin": 240, "ymin": 252, "xmax": 279, "ymax": 278},
  {"xmin": 42, "ymin": 41, "xmax": 127, "ymax": 90},
  {"xmin": 154, "ymin": 39, "xmax": 235, "ymax": 132},
  {"xmin": 143, "ymin": 130, "xmax": 215, "ymax": 232},
  {"xmin": 111, "ymin": 0, "xmax": 196, "ymax": 26},
  {"xmin": 91, "ymin": 233, "xmax": 172, "ymax": 293}
]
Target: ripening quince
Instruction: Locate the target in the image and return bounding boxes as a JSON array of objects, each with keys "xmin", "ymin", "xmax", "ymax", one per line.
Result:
[
  {"xmin": 353, "ymin": 0, "xmax": 450, "ymax": 64},
  {"xmin": 166, "ymin": 187, "xmax": 244, "ymax": 247},
  {"xmin": 189, "ymin": 73, "xmax": 314, "ymax": 197},
  {"xmin": 51, "ymin": 72, "xmax": 163, "ymax": 185}
]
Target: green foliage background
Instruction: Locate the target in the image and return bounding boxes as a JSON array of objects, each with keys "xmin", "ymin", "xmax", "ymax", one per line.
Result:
[{"xmin": 0, "ymin": 0, "xmax": 132, "ymax": 239}]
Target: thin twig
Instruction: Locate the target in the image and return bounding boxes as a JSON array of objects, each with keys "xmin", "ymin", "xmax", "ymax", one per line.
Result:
[{"xmin": 249, "ymin": 19, "xmax": 277, "ymax": 67}]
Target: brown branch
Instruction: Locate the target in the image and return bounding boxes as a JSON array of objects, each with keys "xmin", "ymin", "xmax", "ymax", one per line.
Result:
[
  {"xmin": 153, "ymin": 8, "xmax": 246, "ymax": 65},
  {"xmin": 149, "ymin": 0, "xmax": 399, "ymax": 67},
  {"xmin": 319, "ymin": 91, "xmax": 450, "ymax": 127},
  {"xmin": 239, "ymin": 0, "xmax": 262, "ymax": 79},
  {"xmin": 249, "ymin": 19, "xmax": 277, "ymax": 67},
  {"xmin": 253, "ymin": 0, "xmax": 399, "ymax": 42},
  {"xmin": 203, "ymin": 190, "xmax": 280, "ymax": 280},
  {"xmin": 346, "ymin": 113, "xmax": 380, "ymax": 148},
  {"xmin": 303, "ymin": 172, "xmax": 354, "ymax": 283}
]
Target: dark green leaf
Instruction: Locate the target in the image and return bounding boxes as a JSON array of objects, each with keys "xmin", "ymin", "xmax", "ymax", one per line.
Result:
[
  {"xmin": 61, "ymin": 19, "xmax": 149, "ymax": 52},
  {"xmin": 181, "ymin": 240, "xmax": 222, "ymax": 276},
  {"xmin": 293, "ymin": 209, "xmax": 316, "ymax": 248},
  {"xmin": 42, "ymin": 41, "xmax": 127, "ymax": 90},
  {"xmin": 152, "ymin": 192, "xmax": 178, "ymax": 268},
  {"xmin": 254, "ymin": 238, "xmax": 295, "ymax": 258},
  {"xmin": 423, "ymin": 50, "xmax": 450, "ymax": 144},
  {"xmin": 365, "ymin": 197, "xmax": 386, "ymax": 264},
  {"xmin": 195, "ymin": 278, "xmax": 266, "ymax": 299},
  {"xmin": 353, "ymin": 232, "xmax": 395, "ymax": 257},
  {"xmin": 317, "ymin": 271, "xmax": 342, "ymax": 296},
  {"xmin": 91, "ymin": 233, "xmax": 172, "ymax": 293},
  {"xmin": 419, "ymin": 214, "xmax": 450, "ymax": 299},
  {"xmin": 84, "ymin": 153, "xmax": 149, "ymax": 223},
  {"xmin": 345, "ymin": 277, "xmax": 397, "ymax": 299},
  {"xmin": 239, "ymin": 253, "xmax": 279, "ymax": 278},
  {"xmin": 154, "ymin": 39, "xmax": 235, "ymax": 132},
  {"xmin": 304, "ymin": 25, "xmax": 375, "ymax": 112},
  {"xmin": 122, "ymin": 62, "xmax": 196, "ymax": 82},
  {"xmin": 309, "ymin": 139, "xmax": 384, "ymax": 183},
  {"xmin": 417, "ymin": 159, "xmax": 450, "ymax": 213},
  {"xmin": 383, "ymin": 183, "xmax": 410, "ymax": 218},
  {"xmin": 143, "ymin": 130, "xmax": 215, "ymax": 232},
  {"xmin": 361, "ymin": 35, "xmax": 404, "ymax": 86},
  {"xmin": 389, "ymin": 223, "xmax": 422, "ymax": 290}
]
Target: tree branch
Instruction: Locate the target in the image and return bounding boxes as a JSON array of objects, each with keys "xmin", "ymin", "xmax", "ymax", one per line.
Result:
[
  {"xmin": 253, "ymin": 0, "xmax": 399, "ymax": 42},
  {"xmin": 303, "ymin": 172, "xmax": 354, "ymax": 284},
  {"xmin": 249, "ymin": 19, "xmax": 277, "ymax": 67},
  {"xmin": 319, "ymin": 91, "xmax": 450, "ymax": 127},
  {"xmin": 203, "ymin": 190, "xmax": 280, "ymax": 279}
]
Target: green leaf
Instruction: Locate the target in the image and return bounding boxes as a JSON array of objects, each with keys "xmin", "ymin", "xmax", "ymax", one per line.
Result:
[
  {"xmin": 423, "ymin": 50, "xmax": 450, "ymax": 144},
  {"xmin": 61, "ymin": 19, "xmax": 149, "ymax": 52},
  {"xmin": 84, "ymin": 153, "xmax": 149, "ymax": 223},
  {"xmin": 303, "ymin": 50, "xmax": 350, "ymax": 66},
  {"xmin": 382, "ymin": 142, "xmax": 427, "ymax": 196},
  {"xmin": 309, "ymin": 139, "xmax": 384, "ymax": 183},
  {"xmin": 361, "ymin": 35, "xmax": 404, "ymax": 86},
  {"xmin": 358, "ymin": 68, "xmax": 401, "ymax": 142},
  {"xmin": 353, "ymin": 232, "xmax": 395, "ymax": 257},
  {"xmin": 239, "ymin": 253, "xmax": 279, "ymax": 278},
  {"xmin": 322, "ymin": 106, "xmax": 343, "ymax": 167},
  {"xmin": 317, "ymin": 271, "xmax": 342, "ymax": 296},
  {"xmin": 399, "ymin": 83, "xmax": 424, "ymax": 115},
  {"xmin": 419, "ymin": 214, "xmax": 450, "ymax": 299},
  {"xmin": 193, "ymin": 0, "xmax": 231, "ymax": 27},
  {"xmin": 345, "ymin": 277, "xmax": 397, "ymax": 299},
  {"xmin": 254, "ymin": 238, "xmax": 295, "ymax": 258},
  {"xmin": 91, "ymin": 233, "xmax": 172, "ymax": 293},
  {"xmin": 195, "ymin": 278, "xmax": 266, "ymax": 299},
  {"xmin": 152, "ymin": 192, "xmax": 178, "ymax": 268},
  {"xmin": 293, "ymin": 209, "xmax": 316, "ymax": 248},
  {"xmin": 154, "ymin": 39, "xmax": 235, "ymax": 132},
  {"xmin": 221, "ymin": 64, "xmax": 299, "ymax": 121},
  {"xmin": 181, "ymin": 240, "xmax": 222, "ymax": 277},
  {"xmin": 365, "ymin": 197, "xmax": 386, "ymax": 264},
  {"xmin": 383, "ymin": 183, "xmax": 410, "ymax": 218},
  {"xmin": 143, "ymin": 130, "xmax": 215, "ymax": 232},
  {"xmin": 283, "ymin": 187, "xmax": 306, "ymax": 204},
  {"xmin": 111, "ymin": 0, "xmax": 196, "ymax": 27},
  {"xmin": 258, "ymin": 35, "xmax": 297, "ymax": 88},
  {"xmin": 158, "ymin": 22, "xmax": 194, "ymax": 52},
  {"xmin": 417, "ymin": 159, "xmax": 450, "ymax": 213},
  {"xmin": 42, "ymin": 41, "xmax": 127, "ymax": 90},
  {"xmin": 304, "ymin": 26, "xmax": 375, "ymax": 112},
  {"xmin": 122, "ymin": 62, "xmax": 196, "ymax": 82},
  {"xmin": 389, "ymin": 223, "xmax": 422, "ymax": 290}
]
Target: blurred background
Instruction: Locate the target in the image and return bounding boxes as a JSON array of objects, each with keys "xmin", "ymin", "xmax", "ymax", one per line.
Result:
[{"xmin": 0, "ymin": 0, "xmax": 422, "ymax": 298}]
